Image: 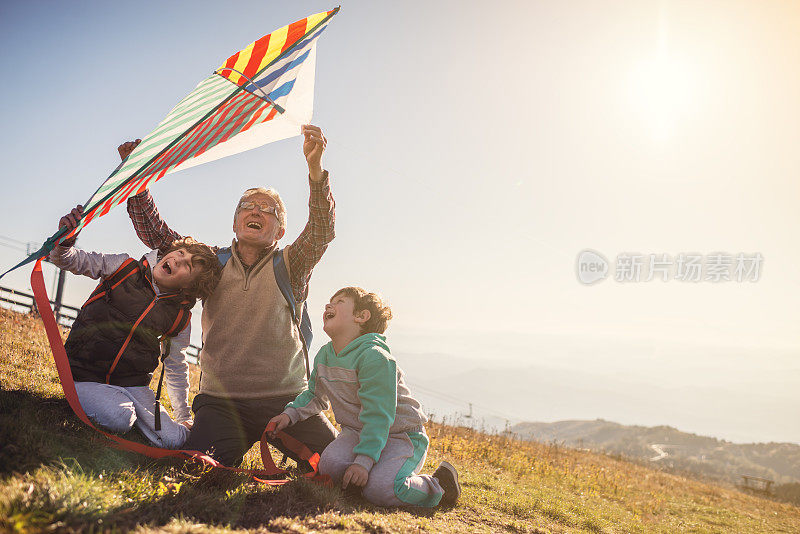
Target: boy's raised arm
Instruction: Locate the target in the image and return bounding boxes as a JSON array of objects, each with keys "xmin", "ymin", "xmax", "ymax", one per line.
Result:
[
  {"xmin": 118, "ymin": 139, "xmax": 184, "ymax": 254},
  {"xmin": 50, "ymin": 205, "xmax": 130, "ymax": 279},
  {"xmin": 50, "ymin": 247, "xmax": 131, "ymax": 280}
]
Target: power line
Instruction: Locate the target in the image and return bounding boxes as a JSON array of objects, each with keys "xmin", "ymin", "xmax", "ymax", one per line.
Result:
[
  {"xmin": 0, "ymin": 234, "xmax": 28, "ymax": 246},
  {"xmin": 0, "ymin": 232, "xmax": 82, "ymax": 263},
  {"xmin": 0, "ymin": 240, "xmax": 27, "ymax": 253},
  {"xmin": 406, "ymin": 379, "xmax": 522, "ymax": 423},
  {"xmin": 408, "ymin": 381, "xmax": 474, "ymax": 406}
]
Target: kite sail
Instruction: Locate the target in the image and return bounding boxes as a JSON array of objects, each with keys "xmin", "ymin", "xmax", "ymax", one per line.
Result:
[{"xmin": 1, "ymin": 7, "xmax": 338, "ymax": 278}]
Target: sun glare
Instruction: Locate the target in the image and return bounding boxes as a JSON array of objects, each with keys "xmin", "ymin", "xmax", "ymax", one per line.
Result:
[{"xmin": 628, "ymin": 53, "xmax": 695, "ymax": 141}]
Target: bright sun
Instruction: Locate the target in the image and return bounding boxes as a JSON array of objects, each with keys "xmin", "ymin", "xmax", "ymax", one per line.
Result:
[{"xmin": 628, "ymin": 53, "xmax": 695, "ymax": 141}]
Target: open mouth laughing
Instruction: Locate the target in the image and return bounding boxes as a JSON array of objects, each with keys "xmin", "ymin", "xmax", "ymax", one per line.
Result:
[{"xmin": 246, "ymin": 221, "xmax": 263, "ymax": 230}]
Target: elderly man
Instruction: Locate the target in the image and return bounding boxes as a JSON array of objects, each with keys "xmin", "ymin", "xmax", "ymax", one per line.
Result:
[{"xmin": 122, "ymin": 124, "xmax": 336, "ymax": 467}]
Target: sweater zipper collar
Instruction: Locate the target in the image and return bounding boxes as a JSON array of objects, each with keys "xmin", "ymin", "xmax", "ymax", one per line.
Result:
[{"xmin": 233, "ymin": 240, "xmax": 276, "ymax": 290}]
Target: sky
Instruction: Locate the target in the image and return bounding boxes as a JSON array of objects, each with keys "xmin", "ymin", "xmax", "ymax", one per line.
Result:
[{"xmin": 1, "ymin": 1, "xmax": 799, "ymax": 443}]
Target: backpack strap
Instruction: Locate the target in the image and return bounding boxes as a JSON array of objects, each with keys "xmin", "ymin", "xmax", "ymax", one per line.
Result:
[
  {"xmin": 272, "ymin": 249, "xmax": 313, "ymax": 380},
  {"xmin": 141, "ymin": 256, "xmax": 155, "ymax": 287},
  {"xmin": 164, "ymin": 307, "xmax": 192, "ymax": 338},
  {"xmin": 214, "ymin": 245, "xmax": 312, "ymax": 380},
  {"xmin": 154, "ymin": 304, "xmax": 192, "ymax": 430},
  {"xmin": 153, "ymin": 337, "xmax": 171, "ymax": 431},
  {"xmin": 83, "ymin": 258, "xmax": 140, "ymax": 307},
  {"xmin": 216, "ymin": 246, "xmax": 233, "ymax": 267}
]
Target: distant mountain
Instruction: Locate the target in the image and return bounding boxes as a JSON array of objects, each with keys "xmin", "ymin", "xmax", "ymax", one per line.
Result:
[{"xmin": 511, "ymin": 419, "xmax": 800, "ymax": 485}]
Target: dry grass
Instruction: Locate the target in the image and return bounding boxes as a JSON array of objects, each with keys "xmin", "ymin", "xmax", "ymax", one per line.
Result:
[{"xmin": 1, "ymin": 307, "xmax": 799, "ymax": 533}]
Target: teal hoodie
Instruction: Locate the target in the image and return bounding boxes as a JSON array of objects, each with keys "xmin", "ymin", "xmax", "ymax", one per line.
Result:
[{"xmin": 283, "ymin": 333, "xmax": 427, "ymax": 472}]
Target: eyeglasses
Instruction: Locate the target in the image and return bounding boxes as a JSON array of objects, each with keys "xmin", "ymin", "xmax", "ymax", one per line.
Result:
[{"xmin": 237, "ymin": 200, "xmax": 278, "ymax": 217}]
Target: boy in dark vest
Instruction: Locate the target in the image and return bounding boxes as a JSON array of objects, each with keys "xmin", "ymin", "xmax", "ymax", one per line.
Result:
[{"xmin": 50, "ymin": 205, "xmax": 221, "ymax": 448}]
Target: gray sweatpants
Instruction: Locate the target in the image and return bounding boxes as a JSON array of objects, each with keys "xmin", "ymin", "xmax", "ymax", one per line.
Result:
[
  {"xmin": 318, "ymin": 426, "xmax": 444, "ymax": 507},
  {"xmin": 75, "ymin": 382, "xmax": 189, "ymax": 449}
]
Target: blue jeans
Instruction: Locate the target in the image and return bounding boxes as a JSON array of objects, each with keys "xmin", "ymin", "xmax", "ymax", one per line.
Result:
[{"xmin": 75, "ymin": 381, "xmax": 189, "ymax": 448}]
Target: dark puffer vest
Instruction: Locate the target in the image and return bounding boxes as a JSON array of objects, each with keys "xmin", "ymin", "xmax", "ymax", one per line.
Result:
[{"xmin": 64, "ymin": 256, "xmax": 193, "ymax": 387}]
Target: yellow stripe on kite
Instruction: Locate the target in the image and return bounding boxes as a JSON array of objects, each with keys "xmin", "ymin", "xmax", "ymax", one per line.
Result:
[
  {"xmin": 257, "ymin": 23, "xmax": 290, "ymax": 74},
  {"xmin": 230, "ymin": 43, "xmax": 255, "ymax": 85},
  {"xmin": 217, "ymin": 10, "xmax": 331, "ymax": 84},
  {"xmin": 305, "ymin": 12, "xmax": 328, "ymax": 32}
]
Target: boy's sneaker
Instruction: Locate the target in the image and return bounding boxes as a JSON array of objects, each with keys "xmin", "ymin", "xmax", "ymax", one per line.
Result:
[{"xmin": 433, "ymin": 461, "xmax": 460, "ymax": 506}]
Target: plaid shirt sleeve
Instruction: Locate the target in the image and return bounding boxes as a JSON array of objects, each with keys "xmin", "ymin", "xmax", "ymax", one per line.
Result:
[
  {"xmin": 286, "ymin": 171, "xmax": 335, "ymax": 303},
  {"xmin": 126, "ymin": 191, "xmax": 184, "ymax": 254}
]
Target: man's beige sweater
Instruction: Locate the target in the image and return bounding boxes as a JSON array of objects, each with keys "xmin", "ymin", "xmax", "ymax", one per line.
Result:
[{"xmin": 199, "ymin": 244, "xmax": 306, "ymax": 398}]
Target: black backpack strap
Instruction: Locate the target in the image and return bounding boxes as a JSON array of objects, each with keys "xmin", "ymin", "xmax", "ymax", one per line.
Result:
[
  {"xmin": 164, "ymin": 307, "xmax": 192, "ymax": 338},
  {"xmin": 272, "ymin": 249, "xmax": 313, "ymax": 380},
  {"xmin": 153, "ymin": 337, "xmax": 171, "ymax": 432},
  {"xmin": 154, "ymin": 300, "xmax": 193, "ymax": 430},
  {"xmin": 216, "ymin": 246, "xmax": 232, "ymax": 267}
]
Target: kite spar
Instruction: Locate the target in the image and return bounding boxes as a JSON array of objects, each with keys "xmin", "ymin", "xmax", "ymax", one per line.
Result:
[{"xmin": 1, "ymin": 7, "xmax": 339, "ymax": 279}]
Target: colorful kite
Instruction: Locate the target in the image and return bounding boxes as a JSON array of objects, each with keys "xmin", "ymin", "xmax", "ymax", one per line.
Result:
[{"xmin": 2, "ymin": 7, "xmax": 338, "ymax": 277}]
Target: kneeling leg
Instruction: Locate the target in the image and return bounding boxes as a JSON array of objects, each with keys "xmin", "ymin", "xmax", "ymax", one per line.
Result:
[
  {"xmin": 75, "ymin": 382, "xmax": 136, "ymax": 434},
  {"xmin": 362, "ymin": 431, "xmax": 443, "ymax": 508},
  {"xmin": 318, "ymin": 427, "xmax": 359, "ymax": 483}
]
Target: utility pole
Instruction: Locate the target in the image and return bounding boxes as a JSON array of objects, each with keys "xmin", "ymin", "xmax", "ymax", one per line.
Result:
[
  {"xmin": 27, "ymin": 242, "xmax": 42, "ymax": 317},
  {"xmin": 26, "ymin": 239, "xmax": 71, "ymax": 323},
  {"xmin": 52, "ymin": 237, "xmax": 75, "ymax": 324},
  {"xmin": 53, "ymin": 268, "xmax": 67, "ymax": 324}
]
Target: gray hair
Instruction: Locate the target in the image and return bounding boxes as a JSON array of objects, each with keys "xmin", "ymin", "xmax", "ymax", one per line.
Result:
[{"xmin": 235, "ymin": 187, "xmax": 287, "ymax": 230}]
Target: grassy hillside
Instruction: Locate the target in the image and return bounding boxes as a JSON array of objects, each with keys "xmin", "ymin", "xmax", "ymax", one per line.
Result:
[
  {"xmin": 512, "ymin": 420, "xmax": 800, "ymax": 485},
  {"xmin": 1, "ymin": 307, "xmax": 800, "ymax": 533}
]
